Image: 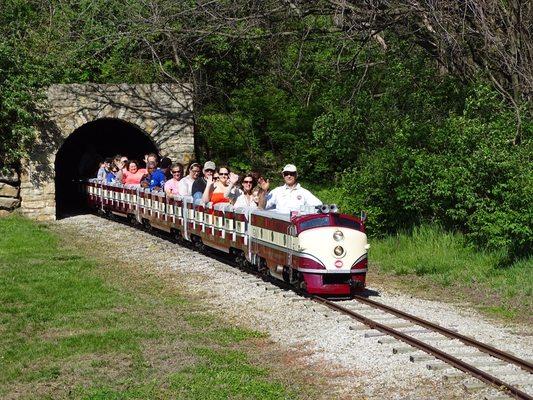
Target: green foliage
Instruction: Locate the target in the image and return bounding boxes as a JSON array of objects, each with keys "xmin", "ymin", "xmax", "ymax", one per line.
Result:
[
  {"xmin": 0, "ymin": 0, "xmax": 163, "ymax": 166},
  {"xmin": 0, "ymin": 1, "xmax": 530, "ymax": 261},
  {"xmin": 338, "ymin": 83, "xmax": 532, "ymax": 260},
  {"xmin": 371, "ymin": 224, "xmax": 532, "ymax": 318},
  {"xmin": 0, "ymin": 43, "xmax": 42, "ymax": 166}
]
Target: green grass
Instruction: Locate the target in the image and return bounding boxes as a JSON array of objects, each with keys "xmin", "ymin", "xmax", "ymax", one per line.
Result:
[
  {"xmin": 370, "ymin": 225, "xmax": 532, "ymax": 319},
  {"xmin": 0, "ymin": 215, "xmax": 298, "ymax": 399}
]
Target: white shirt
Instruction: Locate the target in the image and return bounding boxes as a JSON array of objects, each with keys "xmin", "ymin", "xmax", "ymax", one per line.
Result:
[
  {"xmin": 265, "ymin": 183, "xmax": 322, "ymax": 214},
  {"xmin": 177, "ymin": 175, "xmax": 194, "ymax": 196},
  {"xmin": 226, "ymin": 187, "xmax": 258, "ymax": 209}
]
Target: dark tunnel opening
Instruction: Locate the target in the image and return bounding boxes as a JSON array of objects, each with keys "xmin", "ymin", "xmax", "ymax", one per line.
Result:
[{"xmin": 55, "ymin": 118, "xmax": 158, "ymax": 218}]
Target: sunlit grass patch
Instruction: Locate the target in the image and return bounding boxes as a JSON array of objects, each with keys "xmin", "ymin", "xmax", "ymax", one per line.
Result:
[
  {"xmin": 169, "ymin": 347, "xmax": 296, "ymax": 400},
  {"xmin": 0, "ymin": 215, "xmax": 298, "ymax": 399},
  {"xmin": 370, "ymin": 224, "xmax": 532, "ymax": 320}
]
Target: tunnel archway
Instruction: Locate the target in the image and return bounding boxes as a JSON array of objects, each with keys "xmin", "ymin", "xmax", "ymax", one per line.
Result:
[{"xmin": 55, "ymin": 118, "xmax": 158, "ymax": 218}]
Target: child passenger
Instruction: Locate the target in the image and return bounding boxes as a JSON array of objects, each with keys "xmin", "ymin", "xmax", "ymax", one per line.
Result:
[
  {"xmin": 105, "ymin": 165, "xmax": 120, "ymax": 183},
  {"xmin": 96, "ymin": 158, "xmax": 112, "ymax": 181}
]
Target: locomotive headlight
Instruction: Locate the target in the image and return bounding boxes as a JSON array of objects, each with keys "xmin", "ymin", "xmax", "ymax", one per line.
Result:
[
  {"xmin": 333, "ymin": 230, "xmax": 344, "ymax": 241},
  {"xmin": 333, "ymin": 245, "xmax": 345, "ymax": 257}
]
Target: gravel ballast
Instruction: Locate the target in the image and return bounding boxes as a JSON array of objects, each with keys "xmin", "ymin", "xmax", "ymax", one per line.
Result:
[{"xmin": 55, "ymin": 215, "xmax": 532, "ymax": 399}]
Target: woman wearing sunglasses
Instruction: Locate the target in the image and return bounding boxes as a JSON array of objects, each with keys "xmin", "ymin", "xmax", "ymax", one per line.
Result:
[
  {"xmin": 225, "ymin": 172, "xmax": 259, "ymax": 209},
  {"xmin": 202, "ymin": 166, "xmax": 231, "ymax": 205},
  {"xmin": 164, "ymin": 163, "xmax": 184, "ymax": 196}
]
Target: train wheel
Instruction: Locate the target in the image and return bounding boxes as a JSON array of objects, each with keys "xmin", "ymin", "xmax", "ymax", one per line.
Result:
[
  {"xmin": 171, "ymin": 229, "xmax": 182, "ymax": 243},
  {"xmin": 196, "ymin": 242, "xmax": 206, "ymax": 253},
  {"xmin": 282, "ymin": 266, "xmax": 290, "ymax": 283},
  {"xmin": 233, "ymin": 250, "xmax": 247, "ymax": 269},
  {"xmin": 258, "ymin": 257, "xmax": 268, "ymax": 274},
  {"xmin": 142, "ymin": 219, "xmax": 152, "ymax": 232},
  {"xmin": 191, "ymin": 235, "xmax": 206, "ymax": 253},
  {"xmin": 297, "ymin": 273, "xmax": 307, "ymax": 292}
]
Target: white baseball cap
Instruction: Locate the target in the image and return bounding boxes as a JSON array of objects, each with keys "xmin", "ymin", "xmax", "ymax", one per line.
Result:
[
  {"xmin": 203, "ymin": 161, "xmax": 216, "ymax": 171},
  {"xmin": 282, "ymin": 164, "xmax": 297, "ymax": 173}
]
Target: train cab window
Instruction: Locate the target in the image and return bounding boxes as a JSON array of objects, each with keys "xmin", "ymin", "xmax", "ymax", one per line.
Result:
[
  {"xmin": 298, "ymin": 216, "xmax": 330, "ymax": 231},
  {"xmin": 332, "ymin": 215, "xmax": 361, "ymax": 231}
]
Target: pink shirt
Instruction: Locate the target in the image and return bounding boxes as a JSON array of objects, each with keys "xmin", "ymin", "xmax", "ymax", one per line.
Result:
[
  {"xmin": 122, "ymin": 170, "xmax": 145, "ymax": 185},
  {"xmin": 164, "ymin": 178, "xmax": 180, "ymax": 195}
]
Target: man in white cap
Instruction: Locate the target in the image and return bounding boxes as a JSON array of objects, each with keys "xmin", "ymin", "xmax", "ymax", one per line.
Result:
[
  {"xmin": 192, "ymin": 160, "xmax": 216, "ymax": 202},
  {"xmin": 258, "ymin": 164, "xmax": 322, "ymax": 213}
]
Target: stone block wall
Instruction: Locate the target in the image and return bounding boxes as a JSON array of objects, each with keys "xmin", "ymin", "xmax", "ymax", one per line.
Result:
[
  {"xmin": 16, "ymin": 83, "xmax": 195, "ymax": 221},
  {"xmin": 0, "ymin": 168, "xmax": 21, "ymax": 217}
]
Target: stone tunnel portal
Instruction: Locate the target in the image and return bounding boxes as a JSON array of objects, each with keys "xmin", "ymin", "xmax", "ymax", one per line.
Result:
[{"xmin": 55, "ymin": 118, "xmax": 158, "ymax": 218}]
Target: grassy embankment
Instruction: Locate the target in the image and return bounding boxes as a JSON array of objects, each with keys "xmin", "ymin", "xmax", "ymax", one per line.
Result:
[
  {"xmin": 314, "ymin": 186, "xmax": 532, "ymax": 322},
  {"xmin": 0, "ymin": 215, "xmax": 304, "ymax": 399}
]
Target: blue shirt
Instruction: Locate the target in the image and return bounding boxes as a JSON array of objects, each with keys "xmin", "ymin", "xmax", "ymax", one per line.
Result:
[
  {"xmin": 149, "ymin": 169, "xmax": 166, "ymax": 190},
  {"xmin": 105, "ymin": 172, "xmax": 116, "ymax": 183}
]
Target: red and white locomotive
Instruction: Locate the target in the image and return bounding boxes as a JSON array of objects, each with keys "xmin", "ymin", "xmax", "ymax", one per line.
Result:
[{"xmin": 84, "ymin": 180, "xmax": 370, "ymax": 296}]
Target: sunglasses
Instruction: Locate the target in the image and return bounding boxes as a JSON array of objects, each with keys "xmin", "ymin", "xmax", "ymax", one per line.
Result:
[
  {"xmin": 172, "ymin": 170, "xmax": 182, "ymax": 174},
  {"xmin": 219, "ymin": 172, "xmax": 229, "ymax": 176},
  {"xmin": 204, "ymin": 169, "xmax": 214, "ymax": 173},
  {"xmin": 213, "ymin": 177, "xmax": 219, "ymax": 181},
  {"xmin": 283, "ymin": 172, "xmax": 296, "ymax": 176},
  {"xmin": 243, "ymin": 180, "xmax": 253, "ymax": 184}
]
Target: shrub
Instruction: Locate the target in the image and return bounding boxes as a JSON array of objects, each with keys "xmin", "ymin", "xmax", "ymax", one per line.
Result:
[{"xmin": 338, "ymin": 83, "xmax": 532, "ymax": 261}]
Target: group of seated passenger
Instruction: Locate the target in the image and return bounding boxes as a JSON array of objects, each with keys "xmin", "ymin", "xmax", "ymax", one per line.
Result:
[{"xmin": 96, "ymin": 155, "xmax": 322, "ymax": 213}]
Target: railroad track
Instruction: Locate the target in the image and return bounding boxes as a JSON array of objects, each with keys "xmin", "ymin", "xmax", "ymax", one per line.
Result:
[
  {"xmin": 310, "ymin": 295, "xmax": 533, "ymax": 400},
  {"xmin": 102, "ymin": 212, "xmax": 533, "ymax": 399}
]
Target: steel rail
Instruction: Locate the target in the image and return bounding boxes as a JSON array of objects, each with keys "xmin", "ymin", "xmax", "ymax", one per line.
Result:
[
  {"xmin": 352, "ymin": 295, "xmax": 533, "ymax": 374},
  {"xmin": 313, "ymin": 296, "xmax": 532, "ymax": 400}
]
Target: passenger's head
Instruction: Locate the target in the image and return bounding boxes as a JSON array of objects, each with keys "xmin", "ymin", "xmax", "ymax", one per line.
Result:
[
  {"xmin": 128, "ymin": 160, "xmax": 139, "ymax": 173},
  {"xmin": 203, "ymin": 161, "xmax": 216, "ymax": 178},
  {"xmin": 241, "ymin": 173, "xmax": 257, "ymax": 194},
  {"xmin": 147, "ymin": 153, "xmax": 159, "ymax": 166},
  {"xmin": 187, "ymin": 162, "xmax": 201, "ymax": 179},
  {"xmin": 113, "ymin": 155, "xmax": 122, "ymax": 168},
  {"xmin": 213, "ymin": 172, "xmax": 219, "ymax": 182},
  {"xmin": 217, "ymin": 166, "xmax": 230, "ymax": 185},
  {"xmin": 120, "ymin": 156, "xmax": 128, "ymax": 164},
  {"xmin": 104, "ymin": 158, "xmax": 113, "ymax": 169},
  {"xmin": 251, "ymin": 188, "xmax": 260, "ymax": 205},
  {"xmin": 160, "ymin": 157, "xmax": 172, "ymax": 172},
  {"xmin": 171, "ymin": 163, "xmax": 184, "ymax": 180},
  {"xmin": 282, "ymin": 164, "xmax": 298, "ymax": 186},
  {"xmin": 146, "ymin": 161, "xmax": 157, "ymax": 174}
]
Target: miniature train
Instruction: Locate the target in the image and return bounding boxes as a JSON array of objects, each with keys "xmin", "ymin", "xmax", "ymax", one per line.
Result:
[{"xmin": 82, "ymin": 180, "xmax": 370, "ymax": 296}]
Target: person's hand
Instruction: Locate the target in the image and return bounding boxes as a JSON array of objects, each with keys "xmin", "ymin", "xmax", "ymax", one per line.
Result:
[
  {"xmin": 206, "ymin": 175, "xmax": 214, "ymax": 186},
  {"xmin": 258, "ymin": 177, "xmax": 269, "ymax": 192},
  {"xmin": 229, "ymin": 172, "xmax": 239, "ymax": 185}
]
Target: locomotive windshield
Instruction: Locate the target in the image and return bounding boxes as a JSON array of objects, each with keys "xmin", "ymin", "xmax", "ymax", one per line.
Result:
[
  {"xmin": 298, "ymin": 214, "xmax": 362, "ymax": 232},
  {"xmin": 298, "ymin": 216, "xmax": 330, "ymax": 230},
  {"xmin": 332, "ymin": 215, "xmax": 361, "ymax": 231}
]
